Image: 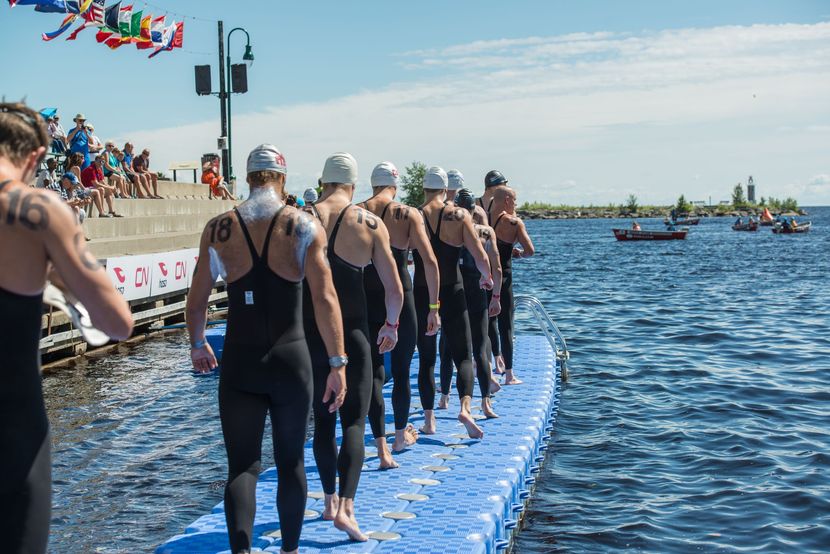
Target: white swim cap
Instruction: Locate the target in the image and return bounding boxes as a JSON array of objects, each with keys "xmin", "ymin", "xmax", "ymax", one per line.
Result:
[
  {"xmin": 302, "ymin": 188, "xmax": 318, "ymax": 203},
  {"xmin": 371, "ymin": 161, "xmax": 399, "ymax": 188},
  {"xmin": 447, "ymin": 169, "xmax": 464, "ymax": 190},
  {"xmin": 423, "ymin": 166, "xmax": 448, "ymax": 190},
  {"xmin": 321, "ymin": 152, "xmax": 358, "ymax": 185},
  {"xmin": 247, "ymin": 144, "xmax": 287, "ymax": 175}
]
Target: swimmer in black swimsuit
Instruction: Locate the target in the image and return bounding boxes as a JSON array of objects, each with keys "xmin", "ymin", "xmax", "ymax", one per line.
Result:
[
  {"xmin": 488, "ymin": 186, "xmax": 535, "ymax": 386},
  {"xmin": 439, "ymin": 188, "xmax": 503, "ymax": 417},
  {"xmin": 479, "ymin": 170, "xmax": 510, "ymax": 373},
  {"xmin": 304, "ymin": 152, "xmax": 403, "ymax": 542},
  {"xmin": 0, "ymin": 103, "xmax": 133, "ymax": 554},
  {"xmin": 187, "ymin": 145, "xmax": 347, "ymax": 554},
  {"xmin": 414, "ymin": 166, "xmax": 493, "ymax": 438},
  {"xmin": 360, "ymin": 162, "xmax": 441, "ymax": 465}
]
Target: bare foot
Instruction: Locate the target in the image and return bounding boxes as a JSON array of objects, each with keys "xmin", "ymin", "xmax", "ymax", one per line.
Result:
[
  {"xmin": 437, "ymin": 394, "xmax": 450, "ymax": 410},
  {"xmin": 322, "ymin": 493, "xmax": 339, "ymax": 521},
  {"xmin": 392, "ymin": 425, "xmax": 419, "ymax": 452},
  {"xmin": 482, "ymin": 400, "xmax": 499, "ymax": 419},
  {"xmin": 494, "ymin": 355, "xmax": 506, "ymax": 375},
  {"xmin": 420, "ymin": 410, "xmax": 437, "ymax": 435},
  {"xmin": 503, "ymin": 370, "xmax": 523, "ymax": 385},
  {"xmin": 489, "ymin": 376, "xmax": 502, "ymax": 395},
  {"xmin": 458, "ymin": 411, "xmax": 485, "ymax": 439},
  {"xmin": 333, "ymin": 513, "xmax": 368, "ymax": 542},
  {"xmin": 377, "ymin": 441, "xmax": 399, "ymax": 469}
]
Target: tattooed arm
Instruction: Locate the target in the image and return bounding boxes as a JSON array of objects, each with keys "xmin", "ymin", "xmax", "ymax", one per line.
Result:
[
  {"xmin": 38, "ymin": 189, "xmax": 133, "ymax": 339},
  {"xmin": 186, "ymin": 221, "xmax": 220, "ymax": 373}
]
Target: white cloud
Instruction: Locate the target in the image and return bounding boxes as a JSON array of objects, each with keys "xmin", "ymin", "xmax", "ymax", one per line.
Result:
[{"xmin": 122, "ymin": 22, "xmax": 830, "ymax": 205}]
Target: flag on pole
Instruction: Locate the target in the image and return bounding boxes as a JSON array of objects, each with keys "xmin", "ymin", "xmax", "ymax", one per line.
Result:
[
  {"xmin": 148, "ymin": 20, "xmax": 181, "ymax": 58},
  {"xmin": 66, "ymin": 0, "xmax": 104, "ymax": 40},
  {"xmin": 135, "ymin": 14, "xmax": 152, "ymax": 49},
  {"xmin": 118, "ymin": 4, "xmax": 132, "ymax": 37}
]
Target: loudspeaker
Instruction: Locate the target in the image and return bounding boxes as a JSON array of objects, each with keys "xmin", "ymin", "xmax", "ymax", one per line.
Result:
[
  {"xmin": 231, "ymin": 63, "xmax": 248, "ymax": 94},
  {"xmin": 195, "ymin": 65, "xmax": 212, "ymax": 95}
]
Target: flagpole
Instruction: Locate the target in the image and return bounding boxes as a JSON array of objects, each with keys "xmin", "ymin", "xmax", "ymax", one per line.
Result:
[{"xmin": 218, "ymin": 20, "xmax": 230, "ymax": 187}]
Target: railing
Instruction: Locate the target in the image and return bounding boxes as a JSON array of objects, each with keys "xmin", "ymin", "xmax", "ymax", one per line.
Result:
[{"xmin": 514, "ymin": 294, "xmax": 571, "ymax": 382}]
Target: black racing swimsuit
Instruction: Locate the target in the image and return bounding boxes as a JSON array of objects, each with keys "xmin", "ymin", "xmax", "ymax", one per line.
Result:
[
  {"xmin": 0, "ymin": 284, "xmax": 51, "ymax": 554},
  {"xmin": 304, "ymin": 205, "xmax": 372, "ymax": 499},
  {"xmin": 363, "ymin": 202, "xmax": 418, "ymax": 437},
  {"xmin": 413, "ymin": 205, "xmax": 474, "ymax": 410},
  {"xmin": 490, "ymin": 212, "xmax": 516, "ymax": 370},
  {"xmin": 220, "ymin": 206, "xmax": 312, "ymax": 553}
]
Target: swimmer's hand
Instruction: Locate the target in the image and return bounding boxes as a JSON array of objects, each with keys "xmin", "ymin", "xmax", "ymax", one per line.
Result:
[
  {"xmin": 512, "ymin": 247, "xmax": 524, "ymax": 258},
  {"xmin": 191, "ymin": 342, "xmax": 218, "ymax": 373},
  {"xmin": 479, "ymin": 274, "xmax": 494, "ymax": 291},
  {"xmin": 377, "ymin": 323, "xmax": 398, "ymax": 354},
  {"xmin": 323, "ymin": 368, "xmax": 347, "ymax": 413},
  {"xmin": 426, "ymin": 311, "xmax": 441, "ymax": 336},
  {"xmin": 488, "ymin": 296, "xmax": 502, "ymax": 318}
]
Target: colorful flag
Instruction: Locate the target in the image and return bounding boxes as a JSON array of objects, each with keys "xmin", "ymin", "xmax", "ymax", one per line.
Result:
[
  {"xmin": 135, "ymin": 14, "xmax": 152, "ymax": 49},
  {"xmin": 103, "ymin": 1, "xmax": 120, "ymax": 31},
  {"xmin": 171, "ymin": 20, "xmax": 183, "ymax": 49},
  {"xmin": 95, "ymin": 28, "xmax": 113, "ymax": 42},
  {"xmin": 66, "ymin": 0, "xmax": 104, "ymax": 40},
  {"xmin": 148, "ymin": 20, "xmax": 180, "ymax": 58},
  {"xmin": 129, "ymin": 8, "xmax": 142, "ymax": 38},
  {"xmin": 118, "ymin": 4, "xmax": 132, "ymax": 37},
  {"xmin": 149, "ymin": 14, "xmax": 165, "ymax": 45},
  {"xmin": 42, "ymin": 12, "xmax": 76, "ymax": 41}
]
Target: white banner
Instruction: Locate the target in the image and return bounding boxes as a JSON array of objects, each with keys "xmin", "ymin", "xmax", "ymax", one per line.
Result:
[
  {"xmin": 106, "ymin": 253, "xmax": 156, "ymax": 301},
  {"xmin": 150, "ymin": 248, "xmax": 198, "ymax": 296}
]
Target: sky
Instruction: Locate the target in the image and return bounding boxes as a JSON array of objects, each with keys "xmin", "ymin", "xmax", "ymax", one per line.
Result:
[{"xmin": 2, "ymin": 0, "xmax": 829, "ymax": 205}]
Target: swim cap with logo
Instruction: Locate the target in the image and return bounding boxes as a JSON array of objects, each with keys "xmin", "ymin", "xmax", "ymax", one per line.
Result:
[
  {"xmin": 455, "ymin": 188, "xmax": 474, "ymax": 210},
  {"xmin": 447, "ymin": 169, "xmax": 464, "ymax": 190},
  {"xmin": 302, "ymin": 188, "xmax": 318, "ymax": 203},
  {"xmin": 247, "ymin": 144, "xmax": 287, "ymax": 175},
  {"xmin": 423, "ymin": 166, "xmax": 448, "ymax": 190},
  {"xmin": 321, "ymin": 152, "xmax": 358, "ymax": 185},
  {"xmin": 484, "ymin": 169, "xmax": 507, "ymax": 188},
  {"xmin": 371, "ymin": 161, "xmax": 400, "ymax": 188}
]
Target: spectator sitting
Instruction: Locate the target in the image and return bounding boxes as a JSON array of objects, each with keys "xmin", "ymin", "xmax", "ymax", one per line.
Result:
[
  {"xmin": 36, "ymin": 158, "xmax": 59, "ymax": 188},
  {"xmin": 201, "ymin": 161, "xmax": 233, "ymax": 200},
  {"xmin": 66, "ymin": 113, "xmax": 91, "ymax": 169},
  {"xmin": 64, "ymin": 153, "xmax": 102, "ymax": 218},
  {"xmin": 47, "ymin": 115, "xmax": 67, "ymax": 154},
  {"xmin": 302, "ymin": 187, "xmax": 318, "ymax": 205},
  {"xmin": 102, "ymin": 140, "xmax": 129, "ymax": 198},
  {"xmin": 133, "ymin": 148, "xmax": 161, "ymax": 198},
  {"xmin": 122, "ymin": 142, "xmax": 152, "ymax": 199},
  {"xmin": 81, "ymin": 155, "xmax": 121, "ymax": 217},
  {"xmin": 86, "ymin": 123, "xmax": 103, "ymax": 156},
  {"xmin": 65, "ymin": 152, "xmax": 85, "ymax": 179},
  {"xmin": 57, "ymin": 172, "xmax": 92, "ymax": 224}
]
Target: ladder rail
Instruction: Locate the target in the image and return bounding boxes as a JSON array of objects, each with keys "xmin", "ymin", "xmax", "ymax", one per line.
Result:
[{"xmin": 514, "ymin": 294, "xmax": 571, "ymax": 381}]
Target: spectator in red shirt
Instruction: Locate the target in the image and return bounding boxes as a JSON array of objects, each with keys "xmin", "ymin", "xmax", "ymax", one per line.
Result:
[
  {"xmin": 81, "ymin": 155, "xmax": 121, "ymax": 217},
  {"xmin": 133, "ymin": 149, "xmax": 161, "ymax": 198},
  {"xmin": 201, "ymin": 161, "xmax": 233, "ymax": 200}
]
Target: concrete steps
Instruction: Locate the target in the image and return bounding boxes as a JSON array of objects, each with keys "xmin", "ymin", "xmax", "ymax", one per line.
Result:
[{"xmin": 88, "ymin": 230, "xmax": 204, "ymax": 258}]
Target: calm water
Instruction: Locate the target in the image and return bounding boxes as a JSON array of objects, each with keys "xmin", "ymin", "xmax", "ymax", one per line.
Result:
[{"xmin": 43, "ymin": 209, "xmax": 829, "ymax": 552}]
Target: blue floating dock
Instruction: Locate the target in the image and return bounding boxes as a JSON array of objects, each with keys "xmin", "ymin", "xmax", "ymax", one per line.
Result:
[{"xmin": 159, "ymin": 334, "xmax": 561, "ymax": 553}]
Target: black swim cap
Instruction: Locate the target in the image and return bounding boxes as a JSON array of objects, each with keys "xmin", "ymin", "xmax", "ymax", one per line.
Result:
[
  {"xmin": 456, "ymin": 188, "xmax": 474, "ymax": 210},
  {"xmin": 485, "ymin": 170, "xmax": 507, "ymax": 188}
]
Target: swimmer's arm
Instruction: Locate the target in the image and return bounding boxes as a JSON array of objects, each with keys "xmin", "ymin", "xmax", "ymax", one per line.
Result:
[
  {"xmin": 461, "ymin": 213, "xmax": 493, "ymax": 281},
  {"xmin": 408, "ymin": 209, "xmax": 440, "ymax": 305},
  {"xmin": 485, "ymin": 232, "xmax": 502, "ymax": 297},
  {"xmin": 41, "ymin": 191, "xmax": 133, "ymax": 339},
  {"xmin": 185, "ymin": 225, "xmax": 218, "ymax": 348},
  {"xmin": 515, "ymin": 218, "xmax": 535, "ymax": 257},
  {"xmin": 305, "ymin": 226, "xmax": 345, "ymax": 359},
  {"xmin": 371, "ymin": 222, "xmax": 404, "ymax": 325}
]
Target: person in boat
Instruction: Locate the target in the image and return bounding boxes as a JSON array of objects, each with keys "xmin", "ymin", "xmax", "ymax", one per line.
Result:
[
  {"xmin": 488, "ymin": 186, "xmax": 535, "ymax": 386},
  {"xmin": 632, "ymin": 221, "xmax": 641, "ymax": 231},
  {"xmin": 0, "ymin": 102, "xmax": 133, "ymax": 554},
  {"xmin": 305, "ymin": 152, "xmax": 403, "ymax": 542},
  {"xmin": 735, "ymin": 216, "xmax": 743, "ymax": 226},
  {"xmin": 186, "ymin": 144, "xmax": 348, "ymax": 554},
  {"xmin": 790, "ymin": 217, "xmax": 798, "ymax": 229},
  {"xmin": 359, "ymin": 161, "xmax": 441, "ymax": 465},
  {"xmin": 414, "ymin": 166, "xmax": 493, "ymax": 438}
]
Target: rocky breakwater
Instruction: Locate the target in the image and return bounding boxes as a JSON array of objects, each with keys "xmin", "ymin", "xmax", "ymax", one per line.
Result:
[{"xmin": 517, "ymin": 207, "xmax": 808, "ymax": 220}]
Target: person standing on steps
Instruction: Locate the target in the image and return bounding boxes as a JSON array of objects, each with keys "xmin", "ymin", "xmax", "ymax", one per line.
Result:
[
  {"xmin": 0, "ymin": 102, "xmax": 133, "ymax": 554},
  {"xmin": 413, "ymin": 166, "xmax": 493, "ymax": 438},
  {"xmin": 186, "ymin": 144, "xmax": 347, "ymax": 554},
  {"xmin": 360, "ymin": 161, "xmax": 441, "ymax": 466},
  {"xmin": 442, "ymin": 188, "xmax": 503, "ymax": 418},
  {"xmin": 489, "ymin": 186, "xmax": 535, "ymax": 386},
  {"xmin": 304, "ymin": 152, "xmax": 403, "ymax": 542}
]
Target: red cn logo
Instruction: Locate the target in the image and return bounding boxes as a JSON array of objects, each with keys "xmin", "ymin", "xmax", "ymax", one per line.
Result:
[
  {"xmin": 135, "ymin": 266, "xmax": 150, "ymax": 287},
  {"xmin": 158, "ymin": 262, "xmax": 169, "ymax": 277},
  {"xmin": 174, "ymin": 261, "xmax": 187, "ymax": 281},
  {"xmin": 113, "ymin": 267, "xmax": 126, "ymax": 283}
]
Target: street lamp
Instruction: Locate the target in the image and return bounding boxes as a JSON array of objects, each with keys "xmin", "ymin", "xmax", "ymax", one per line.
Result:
[{"xmin": 226, "ymin": 26, "xmax": 253, "ymax": 191}]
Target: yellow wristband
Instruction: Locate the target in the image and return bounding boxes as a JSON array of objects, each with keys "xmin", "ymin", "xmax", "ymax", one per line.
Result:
[{"xmin": 429, "ymin": 302, "xmax": 440, "ymax": 310}]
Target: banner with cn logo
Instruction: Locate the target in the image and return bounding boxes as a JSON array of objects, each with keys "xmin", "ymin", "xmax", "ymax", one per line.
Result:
[
  {"xmin": 151, "ymin": 248, "xmax": 198, "ymax": 296},
  {"xmin": 106, "ymin": 253, "xmax": 157, "ymax": 301}
]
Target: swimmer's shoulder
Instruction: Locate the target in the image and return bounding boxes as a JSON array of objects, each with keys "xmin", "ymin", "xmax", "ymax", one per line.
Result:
[{"xmin": 0, "ymin": 181, "xmax": 76, "ymax": 235}]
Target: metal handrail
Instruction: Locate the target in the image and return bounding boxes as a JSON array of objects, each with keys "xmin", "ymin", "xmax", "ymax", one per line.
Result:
[{"xmin": 514, "ymin": 294, "xmax": 570, "ymax": 381}]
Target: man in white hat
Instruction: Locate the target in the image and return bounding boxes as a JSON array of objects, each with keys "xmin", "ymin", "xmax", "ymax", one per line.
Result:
[
  {"xmin": 304, "ymin": 153, "xmax": 403, "ymax": 542},
  {"xmin": 358, "ymin": 161, "xmax": 441, "ymax": 465},
  {"xmin": 186, "ymin": 144, "xmax": 348, "ymax": 554},
  {"xmin": 414, "ymin": 166, "xmax": 493, "ymax": 439}
]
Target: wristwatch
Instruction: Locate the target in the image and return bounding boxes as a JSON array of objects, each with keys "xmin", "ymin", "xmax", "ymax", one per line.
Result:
[{"xmin": 329, "ymin": 355, "xmax": 349, "ymax": 368}]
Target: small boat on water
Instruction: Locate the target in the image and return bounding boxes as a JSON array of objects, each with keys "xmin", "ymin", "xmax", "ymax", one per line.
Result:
[
  {"xmin": 760, "ymin": 207, "xmax": 774, "ymax": 226},
  {"xmin": 772, "ymin": 221, "xmax": 811, "ymax": 234},
  {"xmin": 732, "ymin": 221, "xmax": 759, "ymax": 231},
  {"xmin": 664, "ymin": 217, "xmax": 700, "ymax": 226},
  {"xmin": 613, "ymin": 228, "xmax": 688, "ymax": 241}
]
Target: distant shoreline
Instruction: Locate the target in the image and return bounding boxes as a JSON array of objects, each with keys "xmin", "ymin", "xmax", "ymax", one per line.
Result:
[{"xmin": 517, "ymin": 206, "xmax": 806, "ymax": 220}]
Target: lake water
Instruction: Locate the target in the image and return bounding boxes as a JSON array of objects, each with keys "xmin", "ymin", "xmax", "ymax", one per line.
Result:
[{"xmin": 43, "ymin": 208, "xmax": 830, "ymax": 552}]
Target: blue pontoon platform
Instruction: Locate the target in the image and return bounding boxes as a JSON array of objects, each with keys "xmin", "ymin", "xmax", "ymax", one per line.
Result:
[{"xmin": 158, "ymin": 296, "xmax": 568, "ymax": 553}]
